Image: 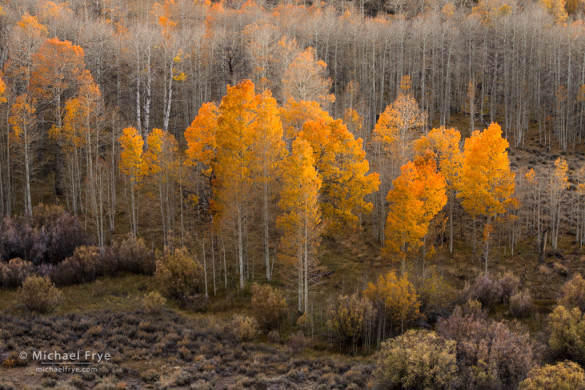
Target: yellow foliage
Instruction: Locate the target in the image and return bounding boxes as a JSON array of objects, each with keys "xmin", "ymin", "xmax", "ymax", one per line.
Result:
[
  {"xmin": 365, "ymin": 271, "xmax": 421, "ymax": 332},
  {"xmin": 119, "ymin": 127, "xmax": 147, "ymax": 185},
  {"xmin": 457, "ymin": 122, "xmax": 516, "ymax": 219}
]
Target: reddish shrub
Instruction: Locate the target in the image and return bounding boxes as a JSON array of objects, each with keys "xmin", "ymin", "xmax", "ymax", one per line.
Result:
[
  {"xmin": 437, "ymin": 307, "xmax": 535, "ymax": 389},
  {"xmin": 0, "ymin": 258, "xmax": 34, "ymax": 288}
]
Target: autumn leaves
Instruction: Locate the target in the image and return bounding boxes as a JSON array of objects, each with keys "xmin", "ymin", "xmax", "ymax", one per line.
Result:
[{"xmin": 370, "ymin": 80, "xmax": 515, "ymax": 274}]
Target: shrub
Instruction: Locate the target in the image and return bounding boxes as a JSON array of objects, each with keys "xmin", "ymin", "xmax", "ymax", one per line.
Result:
[
  {"xmin": 113, "ymin": 235, "xmax": 155, "ymax": 275},
  {"xmin": 418, "ymin": 270, "xmax": 456, "ymax": 321},
  {"xmin": 461, "ymin": 272, "xmax": 519, "ymax": 308},
  {"xmin": 559, "ymin": 273, "xmax": 585, "ymax": 312},
  {"xmin": 155, "ymin": 248, "xmax": 204, "ymax": 306},
  {"xmin": 548, "ymin": 305, "xmax": 585, "ymax": 364},
  {"xmin": 288, "ymin": 330, "xmax": 309, "ymax": 353},
  {"xmin": 0, "ymin": 258, "xmax": 34, "ymax": 288},
  {"xmin": 374, "ymin": 330, "xmax": 457, "ymax": 390},
  {"xmin": 510, "ymin": 289, "xmax": 533, "ymax": 318},
  {"xmin": 0, "ymin": 205, "xmax": 89, "ymax": 264},
  {"xmin": 251, "ymin": 283, "xmax": 288, "ymax": 331},
  {"xmin": 267, "ymin": 330, "xmax": 280, "ymax": 344},
  {"xmin": 231, "ymin": 315, "xmax": 258, "ymax": 341},
  {"xmin": 19, "ymin": 275, "xmax": 62, "ymax": 313},
  {"xmin": 437, "ymin": 306, "xmax": 535, "ymax": 389},
  {"xmin": 521, "ymin": 361, "xmax": 585, "ymax": 390},
  {"xmin": 54, "ymin": 246, "xmax": 103, "ymax": 285},
  {"xmin": 143, "ymin": 291, "xmax": 166, "ymax": 315},
  {"xmin": 364, "ymin": 271, "xmax": 420, "ymax": 335},
  {"xmin": 327, "ymin": 293, "xmax": 375, "ymax": 352}
]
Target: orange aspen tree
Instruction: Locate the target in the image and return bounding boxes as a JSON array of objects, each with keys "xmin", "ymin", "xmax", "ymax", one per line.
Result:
[
  {"xmin": 184, "ymin": 101, "xmax": 218, "ymax": 237},
  {"xmin": 371, "ymin": 77, "xmax": 426, "ymax": 244},
  {"xmin": 30, "ymin": 37, "xmax": 86, "ymax": 128},
  {"xmin": 280, "ymin": 99, "xmax": 379, "ymax": 233},
  {"xmin": 414, "ymin": 127, "xmax": 463, "ymax": 255},
  {"xmin": 300, "ymin": 118, "xmax": 379, "ymax": 232},
  {"xmin": 3, "ymin": 13, "xmax": 48, "ymax": 93},
  {"xmin": 384, "ymin": 157, "xmax": 447, "ymax": 275},
  {"xmin": 119, "ymin": 127, "xmax": 147, "ymax": 237},
  {"xmin": 213, "ymin": 80, "xmax": 258, "ymax": 289},
  {"xmin": 252, "ymin": 90, "xmax": 286, "ymax": 280},
  {"xmin": 277, "ymin": 138, "xmax": 321, "ymax": 313},
  {"xmin": 457, "ymin": 123, "xmax": 516, "ymax": 273},
  {"xmin": 9, "ymin": 94, "xmax": 39, "ymax": 217},
  {"xmin": 145, "ymin": 128, "xmax": 179, "ymax": 246}
]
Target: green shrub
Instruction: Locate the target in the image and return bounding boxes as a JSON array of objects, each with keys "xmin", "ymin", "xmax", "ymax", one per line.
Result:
[
  {"xmin": 374, "ymin": 329, "xmax": 457, "ymax": 390},
  {"xmin": 19, "ymin": 275, "xmax": 62, "ymax": 313},
  {"xmin": 548, "ymin": 305, "xmax": 585, "ymax": 364},
  {"xmin": 521, "ymin": 361, "xmax": 585, "ymax": 390},
  {"xmin": 251, "ymin": 283, "xmax": 288, "ymax": 331},
  {"xmin": 155, "ymin": 248, "xmax": 204, "ymax": 306}
]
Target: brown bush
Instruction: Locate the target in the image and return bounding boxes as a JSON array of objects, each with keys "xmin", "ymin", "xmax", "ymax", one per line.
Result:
[
  {"xmin": 251, "ymin": 283, "xmax": 288, "ymax": 331},
  {"xmin": 288, "ymin": 330, "xmax": 309, "ymax": 353},
  {"xmin": 142, "ymin": 291, "xmax": 166, "ymax": 315},
  {"xmin": 326, "ymin": 293, "xmax": 375, "ymax": 352},
  {"xmin": 231, "ymin": 315, "xmax": 258, "ymax": 341},
  {"xmin": 461, "ymin": 271, "xmax": 519, "ymax": 308},
  {"xmin": 559, "ymin": 273, "xmax": 585, "ymax": 312},
  {"xmin": 418, "ymin": 270, "xmax": 457, "ymax": 321},
  {"xmin": 114, "ymin": 235, "xmax": 156, "ymax": 275},
  {"xmin": 0, "ymin": 258, "xmax": 34, "ymax": 288},
  {"xmin": 155, "ymin": 248, "xmax": 204, "ymax": 306},
  {"xmin": 374, "ymin": 330, "xmax": 457, "ymax": 390},
  {"xmin": 510, "ymin": 289, "xmax": 533, "ymax": 318},
  {"xmin": 521, "ymin": 361, "xmax": 585, "ymax": 390},
  {"xmin": 19, "ymin": 275, "xmax": 62, "ymax": 313},
  {"xmin": 437, "ymin": 306, "xmax": 535, "ymax": 389},
  {"xmin": 55, "ymin": 246, "xmax": 103, "ymax": 285}
]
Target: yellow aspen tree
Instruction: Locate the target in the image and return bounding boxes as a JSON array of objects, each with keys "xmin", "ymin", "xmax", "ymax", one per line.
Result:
[
  {"xmin": 414, "ymin": 127, "xmax": 463, "ymax": 255},
  {"xmin": 300, "ymin": 118, "xmax": 380, "ymax": 232},
  {"xmin": 282, "ymin": 47, "xmax": 335, "ymax": 110},
  {"xmin": 9, "ymin": 94, "xmax": 39, "ymax": 217},
  {"xmin": 371, "ymin": 77, "xmax": 426, "ymax": 244},
  {"xmin": 277, "ymin": 137, "xmax": 321, "ymax": 313},
  {"xmin": 541, "ymin": 0, "xmax": 568, "ymax": 23},
  {"xmin": 145, "ymin": 128, "xmax": 179, "ymax": 246},
  {"xmin": 252, "ymin": 90, "xmax": 286, "ymax": 280},
  {"xmin": 119, "ymin": 127, "xmax": 147, "ymax": 237},
  {"xmin": 457, "ymin": 123, "xmax": 516, "ymax": 272},
  {"xmin": 364, "ymin": 271, "xmax": 420, "ymax": 338},
  {"xmin": 384, "ymin": 157, "xmax": 447, "ymax": 275}
]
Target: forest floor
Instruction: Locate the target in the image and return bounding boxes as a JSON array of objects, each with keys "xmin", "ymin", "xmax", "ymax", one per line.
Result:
[{"xmin": 0, "ymin": 274, "xmax": 373, "ymax": 389}]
